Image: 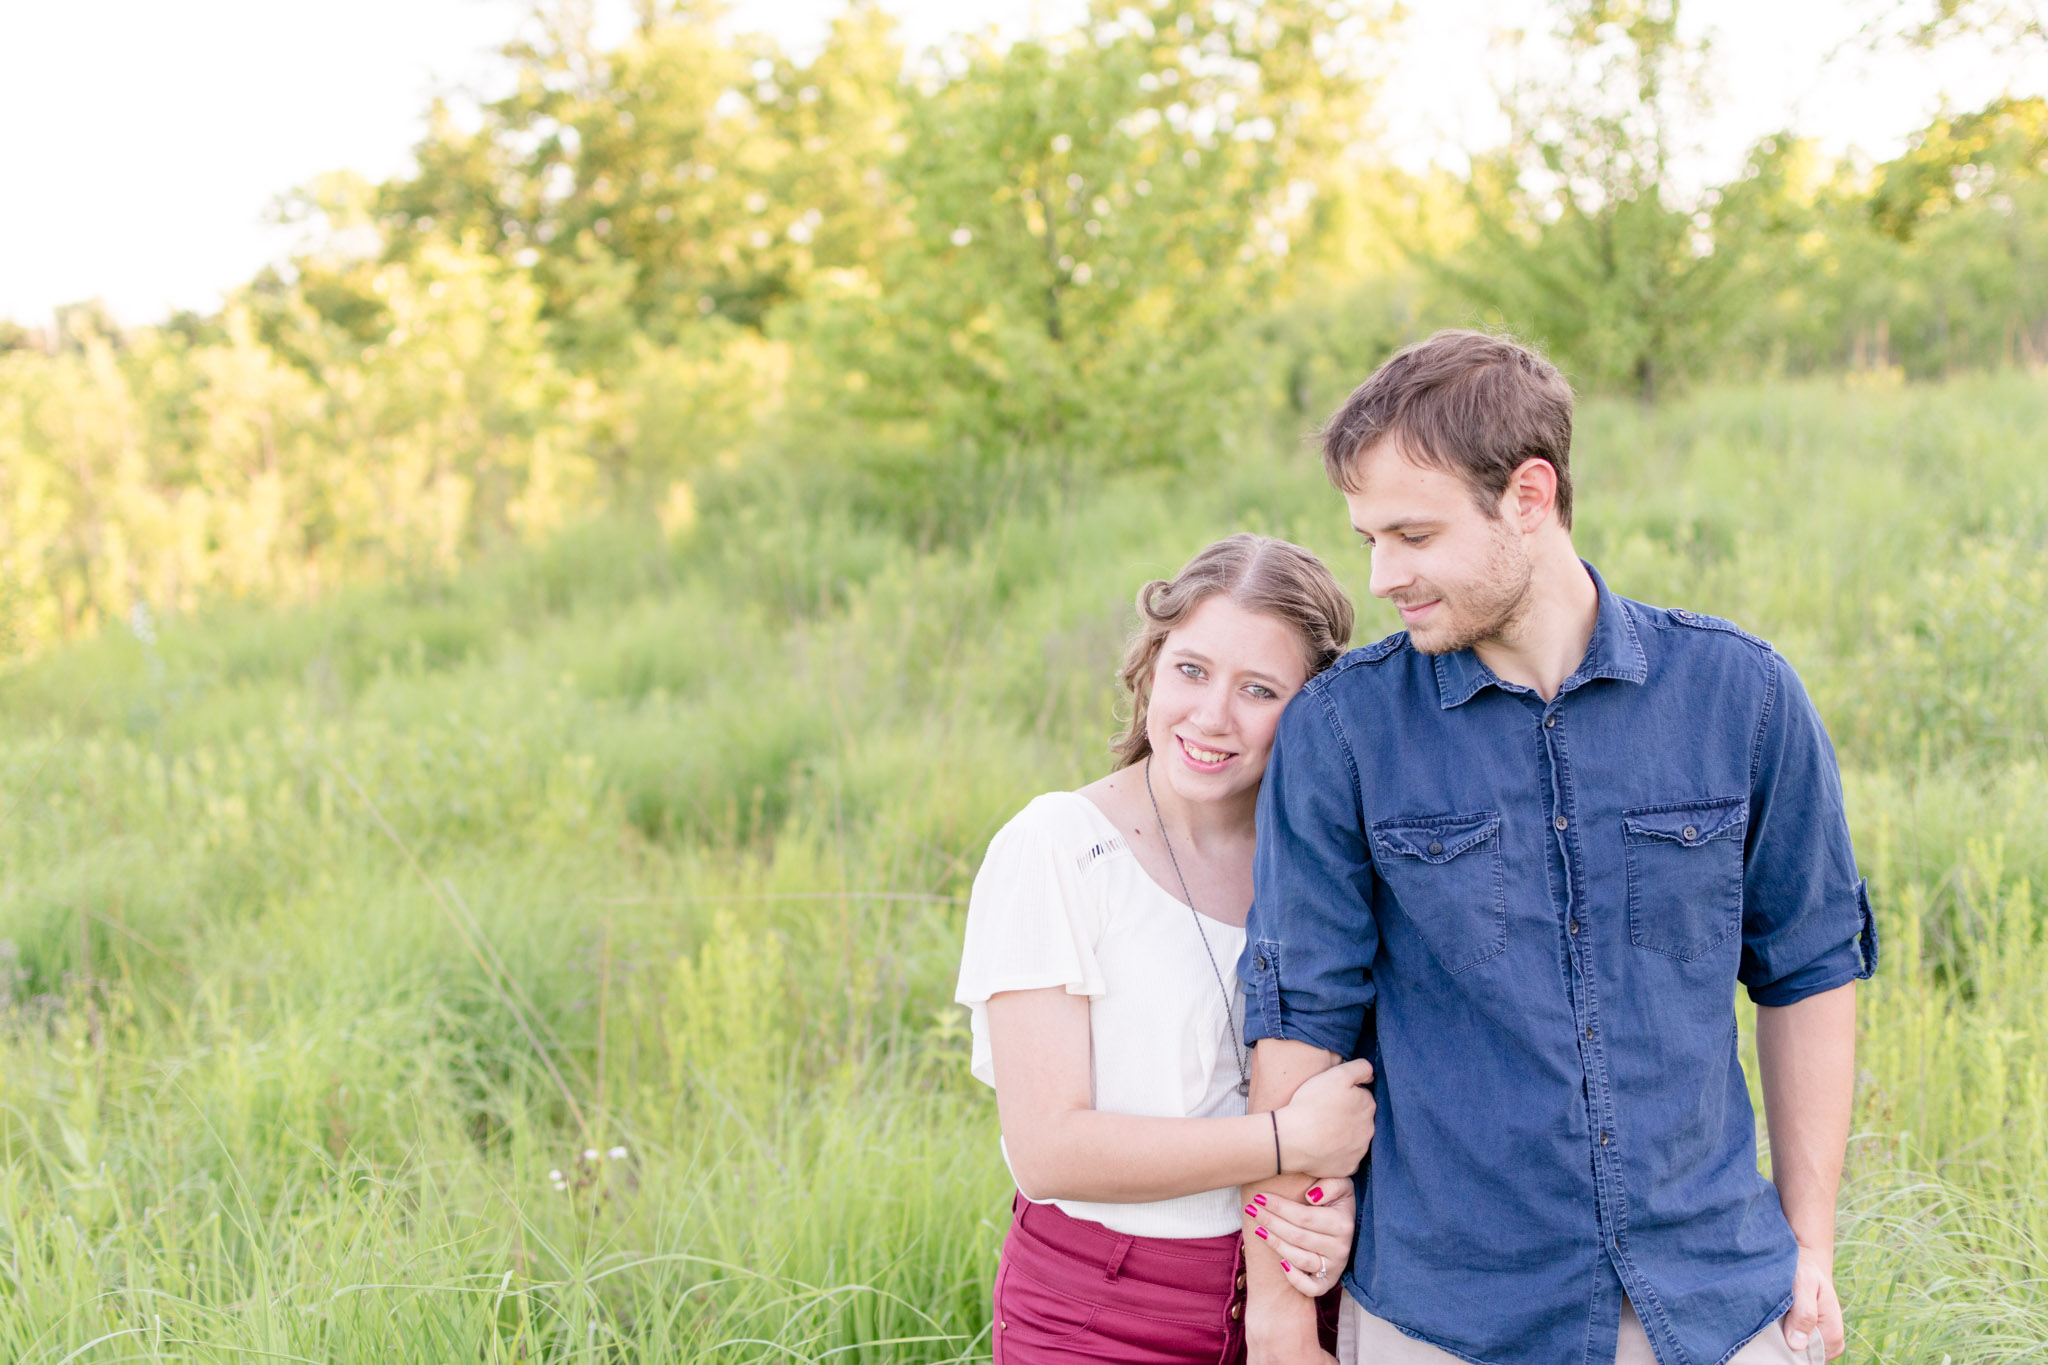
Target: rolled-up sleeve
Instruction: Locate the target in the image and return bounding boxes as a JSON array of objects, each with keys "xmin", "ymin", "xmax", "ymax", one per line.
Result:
[
  {"xmin": 1740, "ymin": 652, "xmax": 1879, "ymax": 1006},
  {"xmin": 1239, "ymin": 687, "xmax": 1378, "ymax": 1054}
]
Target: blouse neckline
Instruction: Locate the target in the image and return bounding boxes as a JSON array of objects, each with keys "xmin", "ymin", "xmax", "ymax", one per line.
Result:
[{"xmin": 1060, "ymin": 790, "xmax": 1249, "ymax": 933}]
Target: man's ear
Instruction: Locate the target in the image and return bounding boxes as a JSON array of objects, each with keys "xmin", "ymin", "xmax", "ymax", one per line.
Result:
[{"xmin": 1502, "ymin": 458, "xmax": 1559, "ymax": 533}]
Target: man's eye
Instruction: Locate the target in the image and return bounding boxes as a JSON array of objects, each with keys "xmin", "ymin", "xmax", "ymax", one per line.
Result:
[{"xmin": 1402, "ymin": 534, "xmax": 1430, "ymax": 546}]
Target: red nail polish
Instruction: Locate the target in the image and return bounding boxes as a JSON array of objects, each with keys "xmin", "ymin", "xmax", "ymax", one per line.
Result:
[
  {"xmin": 1280, "ymin": 1260, "xmax": 1292, "ymax": 1273},
  {"xmin": 1244, "ymin": 1203, "xmax": 1258, "ymax": 1216},
  {"xmin": 1307, "ymin": 1187, "xmax": 1323, "ymax": 1203},
  {"xmin": 1253, "ymin": 1194, "xmax": 1267, "ymax": 1206},
  {"xmin": 1255, "ymin": 1227, "xmax": 1269, "ymax": 1239}
]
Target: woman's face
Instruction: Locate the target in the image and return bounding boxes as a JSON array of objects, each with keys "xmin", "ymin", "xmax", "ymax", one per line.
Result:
[{"xmin": 1144, "ymin": 594, "xmax": 1313, "ymax": 809}]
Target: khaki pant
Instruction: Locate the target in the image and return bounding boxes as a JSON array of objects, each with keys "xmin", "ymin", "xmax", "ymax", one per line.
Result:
[{"xmin": 1336, "ymin": 1294, "xmax": 1825, "ymax": 1365}]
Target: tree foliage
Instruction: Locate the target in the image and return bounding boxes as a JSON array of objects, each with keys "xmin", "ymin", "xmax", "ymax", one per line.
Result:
[{"xmin": 6, "ymin": 0, "xmax": 2048, "ymax": 652}]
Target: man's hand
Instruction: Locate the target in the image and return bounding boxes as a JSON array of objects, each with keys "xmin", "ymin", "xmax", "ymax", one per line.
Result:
[
  {"xmin": 1757, "ymin": 983, "xmax": 1857, "ymax": 1364},
  {"xmin": 1781, "ymin": 1242, "xmax": 1842, "ymax": 1360}
]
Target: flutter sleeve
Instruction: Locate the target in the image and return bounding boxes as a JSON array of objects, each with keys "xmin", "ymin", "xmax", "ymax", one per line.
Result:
[{"xmin": 954, "ymin": 794, "xmax": 1108, "ymax": 1087}]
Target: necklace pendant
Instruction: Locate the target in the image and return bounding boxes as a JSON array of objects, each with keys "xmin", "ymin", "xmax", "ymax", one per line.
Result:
[{"xmin": 1237, "ymin": 1078, "xmax": 1252, "ymax": 1098}]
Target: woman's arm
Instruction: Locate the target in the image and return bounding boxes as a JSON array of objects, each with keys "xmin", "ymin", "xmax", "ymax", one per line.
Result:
[{"xmin": 987, "ymin": 986, "xmax": 1373, "ymax": 1204}]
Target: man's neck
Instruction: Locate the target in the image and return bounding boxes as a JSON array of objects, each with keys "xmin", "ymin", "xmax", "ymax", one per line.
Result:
[{"xmin": 1473, "ymin": 534, "xmax": 1597, "ymax": 702}]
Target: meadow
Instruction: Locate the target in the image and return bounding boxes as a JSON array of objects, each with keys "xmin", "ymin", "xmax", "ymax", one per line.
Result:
[{"xmin": 0, "ymin": 373, "xmax": 2043, "ymax": 1362}]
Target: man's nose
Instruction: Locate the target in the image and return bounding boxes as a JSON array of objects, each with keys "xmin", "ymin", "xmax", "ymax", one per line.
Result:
[{"xmin": 1367, "ymin": 545, "xmax": 1406, "ymax": 599}]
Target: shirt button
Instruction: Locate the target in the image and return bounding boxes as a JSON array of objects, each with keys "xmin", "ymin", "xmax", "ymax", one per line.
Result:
[
  {"xmin": 1544, "ymin": 714, "xmax": 1557, "ymax": 728},
  {"xmin": 1600, "ymin": 1131, "xmax": 1611, "ymax": 1146},
  {"xmin": 1236, "ymin": 1273, "xmax": 1247, "ymax": 1291},
  {"xmin": 1254, "ymin": 955, "xmax": 1268, "ymax": 971},
  {"xmin": 1554, "ymin": 815, "xmax": 1569, "ymax": 831},
  {"xmin": 1682, "ymin": 825, "xmax": 1698, "ymax": 840},
  {"xmin": 1584, "ymin": 1026, "xmax": 1594, "ymax": 1040},
  {"xmin": 1427, "ymin": 840, "xmax": 1444, "ymax": 855},
  {"xmin": 1569, "ymin": 920, "xmax": 1581, "ymax": 935},
  {"xmin": 1229, "ymin": 1303, "xmax": 1243, "ymax": 1321}
]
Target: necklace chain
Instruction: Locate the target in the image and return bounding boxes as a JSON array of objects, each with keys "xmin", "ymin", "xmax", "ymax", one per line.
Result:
[{"xmin": 1144, "ymin": 757, "xmax": 1251, "ymax": 1098}]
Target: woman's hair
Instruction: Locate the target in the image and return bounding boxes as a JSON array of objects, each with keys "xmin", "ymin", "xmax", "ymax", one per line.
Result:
[{"xmin": 1110, "ymin": 533, "xmax": 1355, "ymax": 769}]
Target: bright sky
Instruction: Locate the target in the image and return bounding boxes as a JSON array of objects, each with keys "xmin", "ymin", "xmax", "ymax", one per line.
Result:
[{"xmin": 3, "ymin": 0, "xmax": 2044, "ymax": 326}]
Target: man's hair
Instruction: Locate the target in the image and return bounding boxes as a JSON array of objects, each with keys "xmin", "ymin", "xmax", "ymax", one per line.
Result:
[{"xmin": 1319, "ymin": 329, "xmax": 1576, "ymax": 529}]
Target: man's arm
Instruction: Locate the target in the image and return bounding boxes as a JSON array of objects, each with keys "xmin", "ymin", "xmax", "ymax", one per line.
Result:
[
  {"xmin": 1756, "ymin": 981, "xmax": 1857, "ymax": 1360},
  {"xmin": 1236, "ymin": 693, "xmax": 1378, "ymax": 1362},
  {"xmin": 1737, "ymin": 654, "xmax": 1874, "ymax": 1362},
  {"xmin": 1244, "ymin": 1038, "xmax": 1348, "ymax": 1365}
]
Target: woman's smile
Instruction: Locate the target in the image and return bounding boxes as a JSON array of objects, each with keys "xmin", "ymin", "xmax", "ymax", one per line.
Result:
[{"xmin": 1175, "ymin": 734, "xmax": 1237, "ymax": 772}]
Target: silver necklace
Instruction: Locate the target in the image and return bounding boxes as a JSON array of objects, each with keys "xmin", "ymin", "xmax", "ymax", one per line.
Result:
[{"xmin": 1144, "ymin": 757, "xmax": 1252, "ymax": 1098}]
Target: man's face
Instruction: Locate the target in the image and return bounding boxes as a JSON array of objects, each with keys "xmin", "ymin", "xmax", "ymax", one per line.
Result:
[{"xmin": 1342, "ymin": 440, "xmax": 1533, "ymax": 656}]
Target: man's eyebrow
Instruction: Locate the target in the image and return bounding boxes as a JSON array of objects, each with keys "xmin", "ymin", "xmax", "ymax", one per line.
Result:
[{"xmin": 1350, "ymin": 517, "xmax": 1441, "ymax": 535}]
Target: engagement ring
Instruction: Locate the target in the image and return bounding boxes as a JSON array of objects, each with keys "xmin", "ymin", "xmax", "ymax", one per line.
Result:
[{"xmin": 1315, "ymin": 1255, "xmax": 1329, "ymax": 1280}]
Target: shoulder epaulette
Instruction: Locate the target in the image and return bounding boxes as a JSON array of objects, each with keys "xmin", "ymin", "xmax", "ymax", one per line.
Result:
[
  {"xmin": 1308, "ymin": 632, "xmax": 1409, "ymax": 696},
  {"xmin": 1660, "ymin": 607, "xmax": 1773, "ymax": 652},
  {"xmin": 1352, "ymin": 632, "xmax": 1408, "ymax": 665}
]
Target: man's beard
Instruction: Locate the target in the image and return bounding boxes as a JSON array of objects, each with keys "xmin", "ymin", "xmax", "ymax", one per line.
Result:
[{"xmin": 1396, "ymin": 525, "xmax": 1534, "ymax": 657}]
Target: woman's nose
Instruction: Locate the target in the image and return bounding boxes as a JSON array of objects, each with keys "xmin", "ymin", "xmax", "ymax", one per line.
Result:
[{"xmin": 1190, "ymin": 691, "xmax": 1231, "ymax": 733}]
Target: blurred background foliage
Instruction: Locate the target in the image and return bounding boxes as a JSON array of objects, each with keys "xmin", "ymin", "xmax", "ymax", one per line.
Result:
[
  {"xmin": 1, "ymin": 1, "xmax": 2046, "ymax": 1358},
  {"xmin": 9, "ymin": 0, "xmax": 2048, "ymax": 650}
]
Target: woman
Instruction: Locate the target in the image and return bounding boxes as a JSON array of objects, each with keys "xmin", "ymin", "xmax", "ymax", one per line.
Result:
[{"xmin": 956, "ymin": 534, "xmax": 1374, "ymax": 1363}]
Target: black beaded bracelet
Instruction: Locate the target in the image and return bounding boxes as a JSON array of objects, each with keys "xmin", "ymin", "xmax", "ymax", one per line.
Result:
[{"xmin": 1270, "ymin": 1110, "xmax": 1282, "ymax": 1176}]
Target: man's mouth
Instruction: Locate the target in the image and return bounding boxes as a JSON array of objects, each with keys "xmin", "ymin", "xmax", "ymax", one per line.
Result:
[
  {"xmin": 1177, "ymin": 735, "xmax": 1236, "ymax": 770},
  {"xmin": 1396, "ymin": 599, "xmax": 1441, "ymax": 623}
]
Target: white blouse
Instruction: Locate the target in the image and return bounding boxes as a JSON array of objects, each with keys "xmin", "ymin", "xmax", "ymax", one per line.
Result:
[{"xmin": 954, "ymin": 790, "xmax": 1250, "ymax": 1238}]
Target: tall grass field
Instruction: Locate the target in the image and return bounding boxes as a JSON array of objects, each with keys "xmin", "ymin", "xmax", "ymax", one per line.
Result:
[{"xmin": 0, "ymin": 375, "xmax": 2042, "ymax": 1362}]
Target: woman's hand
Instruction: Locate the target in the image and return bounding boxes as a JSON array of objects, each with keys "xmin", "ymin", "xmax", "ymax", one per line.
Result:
[
  {"xmin": 1274, "ymin": 1058, "xmax": 1375, "ymax": 1176},
  {"xmin": 1246, "ymin": 1177, "xmax": 1356, "ymax": 1298}
]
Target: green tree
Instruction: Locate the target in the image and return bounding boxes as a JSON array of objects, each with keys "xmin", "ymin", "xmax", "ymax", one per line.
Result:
[
  {"xmin": 788, "ymin": 0, "xmax": 1373, "ymax": 538},
  {"xmin": 1448, "ymin": 0, "xmax": 1742, "ymax": 400},
  {"xmin": 376, "ymin": 1, "xmax": 903, "ymax": 361}
]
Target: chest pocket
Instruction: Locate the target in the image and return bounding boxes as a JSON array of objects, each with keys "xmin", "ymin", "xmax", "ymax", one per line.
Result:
[
  {"xmin": 1370, "ymin": 811, "xmax": 1507, "ymax": 974},
  {"xmin": 1623, "ymin": 797, "xmax": 1748, "ymax": 960}
]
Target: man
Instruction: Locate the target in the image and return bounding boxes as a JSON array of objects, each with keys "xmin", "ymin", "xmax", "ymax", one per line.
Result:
[{"xmin": 1236, "ymin": 331, "xmax": 1876, "ymax": 1365}]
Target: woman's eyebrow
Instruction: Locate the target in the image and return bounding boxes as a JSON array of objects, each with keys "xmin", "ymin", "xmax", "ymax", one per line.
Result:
[{"xmin": 1169, "ymin": 647, "xmax": 1283, "ymax": 687}]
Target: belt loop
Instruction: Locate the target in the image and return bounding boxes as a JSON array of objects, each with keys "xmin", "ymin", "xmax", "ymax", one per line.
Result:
[{"xmin": 1102, "ymin": 1233, "xmax": 1133, "ymax": 1282}]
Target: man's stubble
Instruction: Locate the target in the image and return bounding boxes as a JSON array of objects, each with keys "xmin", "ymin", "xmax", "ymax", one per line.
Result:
[{"xmin": 1395, "ymin": 516, "xmax": 1535, "ymax": 658}]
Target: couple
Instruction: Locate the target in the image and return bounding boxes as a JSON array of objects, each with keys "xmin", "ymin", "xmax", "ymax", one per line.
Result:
[{"xmin": 954, "ymin": 331, "xmax": 1876, "ymax": 1365}]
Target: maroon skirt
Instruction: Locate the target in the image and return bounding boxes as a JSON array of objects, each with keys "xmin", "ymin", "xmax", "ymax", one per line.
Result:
[{"xmin": 992, "ymin": 1192, "xmax": 1340, "ymax": 1364}]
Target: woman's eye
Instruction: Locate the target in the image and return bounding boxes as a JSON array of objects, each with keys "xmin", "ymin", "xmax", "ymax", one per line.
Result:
[
  {"xmin": 1177, "ymin": 662, "xmax": 1203, "ymax": 680},
  {"xmin": 1246, "ymin": 684, "xmax": 1276, "ymax": 700}
]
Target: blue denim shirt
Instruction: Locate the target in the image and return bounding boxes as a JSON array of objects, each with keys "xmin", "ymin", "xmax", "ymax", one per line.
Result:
[{"xmin": 1239, "ymin": 564, "xmax": 1876, "ymax": 1365}]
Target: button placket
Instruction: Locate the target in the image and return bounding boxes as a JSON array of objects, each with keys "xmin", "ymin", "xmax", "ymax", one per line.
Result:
[{"xmin": 1545, "ymin": 712, "xmax": 1621, "ymax": 1244}]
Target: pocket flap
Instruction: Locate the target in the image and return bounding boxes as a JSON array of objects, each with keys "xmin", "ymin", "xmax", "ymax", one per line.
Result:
[
  {"xmin": 1623, "ymin": 797, "xmax": 1748, "ymax": 847},
  {"xmin": 1374, "ymin": 811, "xmax": 1501, "ymax": 864}
]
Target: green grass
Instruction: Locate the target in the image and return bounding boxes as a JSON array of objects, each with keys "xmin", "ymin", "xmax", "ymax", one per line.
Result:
[{"xmin": 0, "ymin": 373, "xmax": 2043, "ymax": 1361}]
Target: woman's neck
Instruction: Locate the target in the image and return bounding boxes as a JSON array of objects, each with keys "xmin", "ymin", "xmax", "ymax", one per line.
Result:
[{"xmin": 1147, "ymin": 755, "xmax": 1257, "ymax": 854}]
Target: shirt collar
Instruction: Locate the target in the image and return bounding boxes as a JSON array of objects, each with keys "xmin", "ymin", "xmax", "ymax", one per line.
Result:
[{"xmin": 1431, "ymin": 560, "xmax": 1648, "ymax": 709}]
